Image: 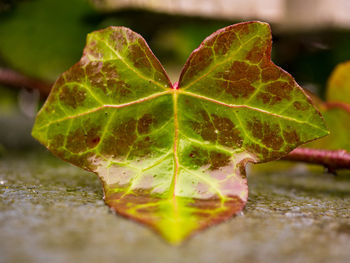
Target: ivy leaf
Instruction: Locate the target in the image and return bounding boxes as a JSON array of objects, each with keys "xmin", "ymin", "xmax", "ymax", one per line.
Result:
[
  {"xmin": 32, "ymin": 22, "xmax": 328, "ymax": 244},
  {"xmin": 306, "ymin": 61, "xmax": 350, "ymax": 151}
]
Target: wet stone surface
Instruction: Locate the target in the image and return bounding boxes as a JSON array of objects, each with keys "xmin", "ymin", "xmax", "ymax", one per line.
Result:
[{"xmin": 0, "ymin": 148, "xmax": 349, "ymax": 263}]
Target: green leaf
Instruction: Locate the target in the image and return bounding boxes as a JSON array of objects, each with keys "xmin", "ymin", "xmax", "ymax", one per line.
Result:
[
  {"xmin": 32, "ymin": 22, "xmax": 328, "ymax": 244},
  {"xmin": 306, "ymin": 61, "xmax": 350, "ymax": 151},
  {"xmin": 326, "ymin": 61, "xmax": 350, "ymax": 104},
  {"xmin": 312, "ymin": 108, "xmax": 350, "ymax": 151}
]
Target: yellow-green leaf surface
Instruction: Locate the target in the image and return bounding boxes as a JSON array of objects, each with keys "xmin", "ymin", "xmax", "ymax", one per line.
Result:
[
  {"xmin": 327, "ymin": 61, "xmax": 350, "ymax": 104},
  {"xmin": 32, "ymin": 22, "xmax": 328, "ymax": 244},
  {"xmin": 306, "ymin": 61, "xmax": 350, "ymax": 151}
]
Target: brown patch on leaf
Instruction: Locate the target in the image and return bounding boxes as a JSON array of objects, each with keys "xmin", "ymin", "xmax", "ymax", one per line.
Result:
[
  {"xmin": 49, "ymin": 134, "xmax": 65, "ymax": 149},
  {"xmin": 184, "ymin": 196, "xmax": 245, "ymax": 229},
  {"xmin": 51, "ymin": 145, "xmax": 96, "ymax": 171},
  {"xmin": 192, "ymin": 47, "xmax": 213, "ymax": 67},
  {"xmin": 55, "ymin": 76, "xmax": 65, "ymax": 88},
  {"xmin": 185, "ymin": 47, "xmax": 213, "ymax": 81},
  {"xmin": 283, "ymin": 129, "xmax": 300, "ymax": 144},
  {"xmin": 86, "ymin": 62, "xmax": 106, "ymax": 93},
  {"xmin": 59, "ymin": 85, "xmax": 86, "ymax": 109},
  {"xmin": 248, "ymin": 118, "xmax": 263, "ymax": 139},
  {"xmin": 131, "ymin": 136, "xmax": 152, "ymax": 157},
  {"xmin": 246, "ymin": 65, "xmax": 260, "ymax": 82},
  {"xmin": 138, "ymin": 114, "xmax": 154, "ymax": 134},
  {"xmin": 107, "ymin": 79, "xmax": 131, "ymax": 97},
  {"xmin": 125, "ymin": 29, "xmax": 138, "ymax": 43},
  {"xmin": 188, "ymin": 146, "xmax": 209, "ymax": 168},
  {"xmin": 90, "ymin": 73, "xmax": 106, "ymax": 92},
  {"xmin": 246, "ymin": 143, "xmax": 269, "ymax": 159},
  {"xmin": 105, "ymin": 192, "xmax": 163, "ymax": 225},
  {"xmin": 257, "ymin": 81, "xmax": 294, "ymax": 105},
  {"xmin": 209, "ymin": 151, "xmax": 231, "ymax": 170},
  {"xmin": 187, "ymin": 197, "xmax": 222, "ymax": 210},
  {"xmin": 192, "ymin": 112, "xmax": 243, "ymax": 147},
  {"xmin": 66, "ymin": 125, "xmax": 101, "ymax": 154},
  {"xmin": 84, "ymin": 40, "xmax": 102, "ymax": 60},
  {"xmin": 238, "ymin": 24, "xmax": 250, "ymax": 37},
  {"xmin": 116, "ymin": 192, "xmax": 158, "ymax": 206},
  {"xmin": 87, "ymin": 60, "xmax": 130, "ymax": 97},
  {"xmin": 293, "ymin": 101, "xmax": 309, "ymax": 111},
  {"xmin": 266, "ymin": 150, "xmax": 284, "ymax": 160},
  {"xmin": 136, "ymin": 205, "xmax": 160, "ymax": 214},
  {"xmin": 64, "ymin": 63, "xmax": 85, "ymax": 83},
  {"xmin": 229, "ymin": 61, "xmax": 248, "ymax": 80},
  {"xmin": 86, "ymin": 127, "xmax": 101, "ymax": 148},
  {"xmin": 128, "ymin": 44, "xmax": 152, "ymax": 70},
  {"xmin": 213, "ymin": 30, "xmax": 238, "ymax": 55},
  {"xmin": 245, "ymin": 38, "xmax": 264, "ymax": 63},
  {"xmin": 101, "ymin": 119, "xmax": 137, "ymax": 158},
  {"xmin": 265, "ymin": 81, "xmax": 292, "ymax": 100},
  {"xmin": 257, "ymin": 92, "xmax": 271, "ymax": 104},
  {"xmin": 85, "ymin": 61, "xmax": 103, "ymax": 76},
  {"xmin": 102, "ymin": 62, "xmax": 119, "ymax": 79},
  {"xmin": 261, "ymin": 123, "xmax": 284, "ymax": 150},
  {"xmin": 188, "ymin": 196, "xmax": 244, "ymax": 213},
  {"xmin": 247, "ymin": 118, "xmax": 284, "ymax": 150},
  {"xmin": 212, "ymin": 114, "xmax": 243, "ymax": 147},
  {"xmin": 68, "ymin": 152, "xmax": 96, "ymax": 171},
  {"xmin": 110, "ymin": 30, "xmax": 127, "ymax": 52},
  {"xmin": 259, "ymin": 55, "xmax": 271, "ymax": 69},
  {"xmin": 192, "ymin": 111, "xmax": 217, "ymax": 143},
  {"xmin": 192, "ymin": 211, "xmax": 211, "ymax": 218},
  {"xmin": 261, "ymin": 66, "xmax": 280, "ymax": 82},
  {"xmin": 217, "ymin": 61, "xmax": 258, "ymax": 99},
  {"xmin": 237, "ymin": 162, "xmax": 247, "ymax": 179},
  {"xmin": 225, "ymin": 79, "xmax": 255, "ymax": 99},
  {"xmin": 227, "ymin": 61, "xmax": 247, "ymax": 81}
]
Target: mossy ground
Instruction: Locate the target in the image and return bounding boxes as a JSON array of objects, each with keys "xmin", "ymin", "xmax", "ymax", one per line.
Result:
[{"xmin": 1, "ymin": 146, "xmax": 349, "ymax": 263}]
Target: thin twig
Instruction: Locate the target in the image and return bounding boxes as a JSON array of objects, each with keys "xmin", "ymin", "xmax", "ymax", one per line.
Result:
[
  {"xmin": 283, "ymin": 148, "xmax": 350, "ymax": 172},
  {"xmin": 0, "ymin": 68, "xmax": 52, "ymax": 97}
]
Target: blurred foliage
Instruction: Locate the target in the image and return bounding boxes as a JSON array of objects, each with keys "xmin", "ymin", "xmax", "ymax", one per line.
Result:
[
  {"xmin": 0, "ymin": 85, "xmax": 17, "ymax": 114},
  {"xmin": 312, "ymin": 108, "xmax": 350, "ymax": 151},
  {"xmin": 0, "ymin": 0, "xmax": 98, "ymax": 81},
  {"xmin": 326, "ymin": 61, "xmax": 350, "ymax": 103},
  {"xmin": 305, "ymin": 61, "xmax": 350, "ymax": 152}
]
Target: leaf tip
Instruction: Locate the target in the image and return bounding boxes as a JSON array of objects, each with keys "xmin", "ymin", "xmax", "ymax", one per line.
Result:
[{"xmin": 157, "ymin": 223, "xmax": 193, "ymax": 245}]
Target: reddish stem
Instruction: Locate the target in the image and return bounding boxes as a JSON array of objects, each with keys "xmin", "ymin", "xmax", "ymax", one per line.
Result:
[
  {"xmin": 0, "ymin": 68, "xmax": 52, "ymax": 97},
  {"xmin": 283, "ymin": 148, "xmax": 350, "ymax": 171},
  {"xmin": 323, "ymin": 101, "xmax": 350, "ymax": 114}
]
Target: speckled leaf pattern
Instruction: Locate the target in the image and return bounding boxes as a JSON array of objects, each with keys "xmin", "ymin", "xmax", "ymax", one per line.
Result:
[
  {"xmin": 306, "ymin": 61, "xmax": 350, "ymax": 151},
  {"xmin": 32, "ymin": 22, "xmax": 328, "ymax": 244}
]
